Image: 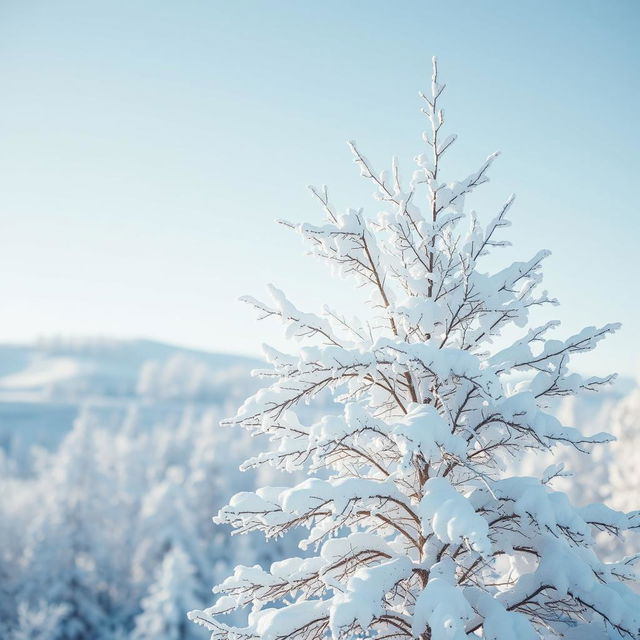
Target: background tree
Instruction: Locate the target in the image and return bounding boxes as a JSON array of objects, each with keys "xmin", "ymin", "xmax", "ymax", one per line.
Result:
[
  {"xmin": 607, "ymin": 389, "xmax": 640, "ymax": 515},
  {"xmin": 537, "ymin": 384, "xmax": 640, "ymax": 562},
  {"xmin": 189, "ymin": 60, "xmax": 640, "ymax": 640},
  {"xmin": 5, "ymin": 601, "xmax": 70, "ymax": 640},
  {"xmin": 0, "ymin": 402, "xmax": 270, "ymax": 639},
  {"xmin": 20, "ymin": 411, "xmax": 113, "ymax": 640},
  {"xmin": 132, "ymin": 545, "xmax": 202, "ymax": 640}
]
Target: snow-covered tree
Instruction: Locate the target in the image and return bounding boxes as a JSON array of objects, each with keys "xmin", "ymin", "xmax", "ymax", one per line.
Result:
[
  {"xmin": 5, "ymin": 601, "xmax": 70, "ymax": 640},
  {"xmin": 132, "ymin": 545, "xmax": 202, "ymax": 640},
  {"xmin": 132, "ymin": 465, "xmax": 208, "ymax": 587},
  {"xmin": 189, "ymin": 60, "xmax": 640, "ymax": 639},
  {"xmin": 602, "ymin": 387, "xmax": 640, "ymax": 516},
  {"xmin": 2, "ymin": 393, "xmax": 293, "ymax": 639},
  {"xmin": 540, "ymin": 384, "xmax": 640, "ymax": 562},
  {"xmin": 20, "ymin": 411, "xmax": 115, "ymax": 639}
]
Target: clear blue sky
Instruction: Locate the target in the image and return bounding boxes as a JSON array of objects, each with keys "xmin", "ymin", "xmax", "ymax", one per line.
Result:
[{"xmin": 0, "ymin": 1, "xmax": 638, "ymax": 376}]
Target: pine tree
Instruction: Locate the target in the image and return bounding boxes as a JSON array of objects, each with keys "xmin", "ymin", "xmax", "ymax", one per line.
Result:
[
  {"xmin": 20, "ymin": 411, "xmax": 113, "ymax": 639},
  {"xmin": 6, "ymin": 601, "xmax": 69, "ymax": 640},
  {"xmin": 132, "ymin": 465, "xmax": 209, "ymax": 588},
  {"xmin": 189, "ymin": 58, "xmax": 640, "ymax": 639},
  {"xmin": 548, "ymin": 386, "xmax": 640, "ymax": 561},
  {"xmin": 132, "ymin": 545, "xmax": 202, "ymax": 640},
  {"xmin": 607, "ymin": 388, "xmax": 640, "ymax": 516}
]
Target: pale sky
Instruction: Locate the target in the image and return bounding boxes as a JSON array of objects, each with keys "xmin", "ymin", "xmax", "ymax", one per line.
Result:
[{"xmin": 0, "ymin": 1, "xmax": 638, "ymax": 376}]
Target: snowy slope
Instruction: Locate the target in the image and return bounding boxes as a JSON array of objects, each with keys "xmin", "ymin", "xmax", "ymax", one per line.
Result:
[
  {"xmin": 0, "ymin": 337, "xmax": 263, "ymax": 469},
  {"xmin": 0, "ymin": 337, "xmax": 262, "ymax": 401}
]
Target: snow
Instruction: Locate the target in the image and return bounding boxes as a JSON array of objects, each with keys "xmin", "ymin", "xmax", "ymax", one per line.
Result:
[
  {"xmin": 0, "ymin": 356, "xmax": 84, "ymax": 391},
  {"xmin": 249, "ymin": 600, "xmax": 328, "ymax": 640},
  {"xmin": 412, "ymin": 559, "xmax": 473, "ymax": 640},
  {"xmin": 330, "ymin": 556, "xmax": 413, "ymax": 633},
  {"xmin": 419, "ymin": 477, "xmax": 491, "ymax": 555}
]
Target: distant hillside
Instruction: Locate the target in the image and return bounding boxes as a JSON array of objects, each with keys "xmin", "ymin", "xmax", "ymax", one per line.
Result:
[
  {"xmin": 0, "ymin": 337, "xmax": 262, "ymax": 402},
  {"xmin": 0, "ymin": 337, "xmax": 263, "ymax": 469}
]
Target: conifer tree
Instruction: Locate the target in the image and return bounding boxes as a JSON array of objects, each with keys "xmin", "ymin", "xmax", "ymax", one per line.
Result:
[
  {"xmin": 133, "ymin": 545, "xmax": 201, "ymax": 640},
  {"xmin": 21, "ymin": 412, "xmax": 113, "ymax": 640},
  {"xmin": 7, "ymin": 601, "xmax": 69, "ymax": 640},
  {"xmin": 548, "ymin": 386, "xmax": 640, "ymax": 562},
  {"xmin": 187, "ymin": 59, "xmax": 640, "ymax": 639},
  {"xmin": 607, "ymin": 389, "xmax": 640, "ymax": 516}
]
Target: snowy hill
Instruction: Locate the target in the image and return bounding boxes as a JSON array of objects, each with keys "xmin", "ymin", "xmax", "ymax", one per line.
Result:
[
  {"xmin": 0, "ymin": 337, "xmax": 262, "ymax": 469},
  {"xmin": 0, "ymin": 337, "xmax": 262, "ymax": 402}
]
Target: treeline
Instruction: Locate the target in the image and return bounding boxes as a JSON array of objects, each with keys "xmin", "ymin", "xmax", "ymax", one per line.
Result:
[
  {"xmin": 1, "ymin": 385, "xmax": 638, "ymax": 639},
  {"xmin": 0, "ymin": 404, "xmax": 298, "ymax": 640}
]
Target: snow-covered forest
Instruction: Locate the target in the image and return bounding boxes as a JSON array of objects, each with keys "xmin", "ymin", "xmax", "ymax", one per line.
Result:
[{"xmin": 0, "ymin": 338, "xmax": 303, "ymax": 639}]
